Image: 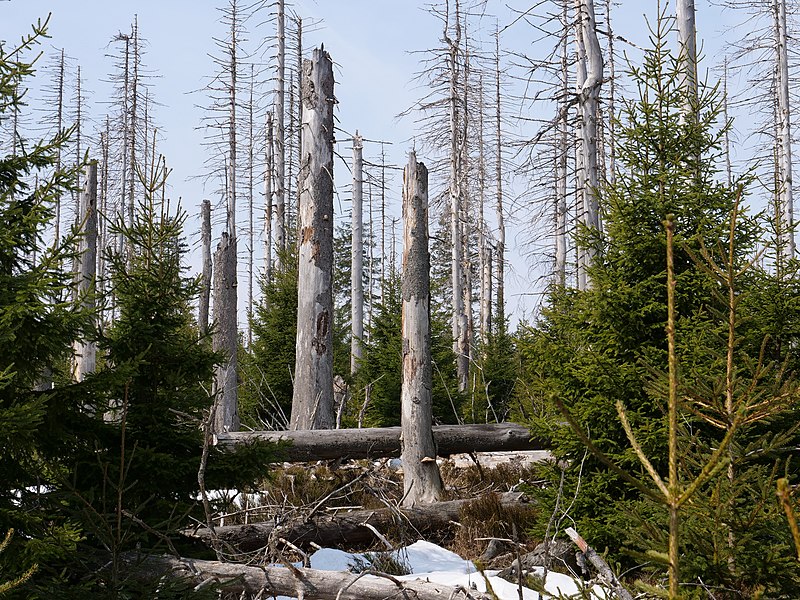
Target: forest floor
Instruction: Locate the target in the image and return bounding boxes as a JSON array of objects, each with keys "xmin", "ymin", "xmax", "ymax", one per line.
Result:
[{"xmin": 198, "ymin": 452, "xmax": 611, "ymax": 599}]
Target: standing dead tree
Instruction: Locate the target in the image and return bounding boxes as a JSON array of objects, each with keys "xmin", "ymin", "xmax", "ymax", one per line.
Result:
[
  {"xmin": 290, "ymin": 46, "xmax": 336, "ymax": 431},
  {"xmin": 73, "ymin": 161, "xmax": 98, "ymax": 381},
  {"xmin": 401, "ymin": 152, "xmax": 444, "ymax": 506},
  {"xmin": 351, "ymin": 132, "xmax": 364, "ymax": 375}
]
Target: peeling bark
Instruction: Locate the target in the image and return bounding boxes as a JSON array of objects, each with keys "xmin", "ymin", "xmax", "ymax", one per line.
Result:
[{"xmin": 73, "ymin": 161, "xmax": 97, "ymax": 381}]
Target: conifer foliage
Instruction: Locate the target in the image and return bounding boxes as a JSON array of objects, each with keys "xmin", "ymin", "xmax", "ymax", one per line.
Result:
[{"xmin": 519, "ymin": 14, "xmax": 800, "ymax": 596}]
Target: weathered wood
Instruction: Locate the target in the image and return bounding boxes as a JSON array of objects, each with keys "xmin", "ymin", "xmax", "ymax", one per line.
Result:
[
  {"xmin": 215, "ymin": 423, "xmax": 538, "ymax": 461},
  {"xmin": 350, "ymin": 132, "xmax": 364, "ymax": 375},
  {"xmin": 565, "ymin": 527, "xmax": 634, "ymax": 600},
  {"xmin": 291, "ymin": 46, "xmax": 335, "ymax": 430},
  {"xmin": 274, "ymin": 0, "xmax": 286, "ymax": 264},
  {"xmin": 123, "ymin": 553, "xmax": 494, "ymax": 599},
  {"xmin": 212, "ymin": 232, "xmax": 240, "ymax": 433},
  {"xmin": 187, "ymin": 492, "xmax": 529, "ymax": 552},
  {"xmin": 198, "ymin": 199, "xmax": 211, "ymax": 336},
  {"xmin": 401, "ymin": 152, "xmax": 443, "ymax": 506},
  {"xmin": 73, "ymin": 161, "xmax": 97, "ymax": 381}
]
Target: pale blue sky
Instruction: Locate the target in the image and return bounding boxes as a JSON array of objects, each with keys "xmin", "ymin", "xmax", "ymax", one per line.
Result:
[{"xmin": 2, "ymin": 1, "xmax": 752, "ymax": 324}]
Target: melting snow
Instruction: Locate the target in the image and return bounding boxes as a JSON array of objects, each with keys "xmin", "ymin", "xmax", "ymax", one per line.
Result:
[{"xmin": 275, "ymin": 539, "xmax": 608, "ymax": 599}]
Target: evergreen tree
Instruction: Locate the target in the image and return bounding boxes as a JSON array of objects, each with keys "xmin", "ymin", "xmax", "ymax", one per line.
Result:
[
  {"xmin": 519, "ymin": 15, "xmax": 800, "ymax": 595},
  {"xmin": 0, "ymin": 18, "xmax": 92, "ymax": 580},
  {"xmin": 354, "ymin": 270, "xmax": 462, "ymax": 427}
]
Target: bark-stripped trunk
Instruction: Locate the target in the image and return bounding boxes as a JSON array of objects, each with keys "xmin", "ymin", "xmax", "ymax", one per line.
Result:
[
  {"xmin": 264, "ymin": 111, "xmax": 274, "ymax": 284},
  {"xmin": 605, "ymin": 0, "xmax": 617, "ymax": 186},
  {"xmin": 54, "ymin": 49, "xmax": 65, "ymax": 245},
  {"xmin": 478, "ymin": 75, "xmax": 491, "ymax": 343},
  {"xmin": 213, "ymin": 232, "xmax": 240, "ymax": 433},
  {"xmin": 460, "ymin": 40, "xmax": 473, "ymax": 393},
  {"xmin": 199, "ymin": 199, "xmax": 212, "ymax": 337},
  {"xmin": 351, "ymin": 132, "xmax": 364, "ymax": 375},
  {"xmin": 555, "ymin": 1, "xmax": 569, "ymax": 286},
  {"xmin": 494, "ymin": 29, "xmax": 505, "ymax": 324},
  {"xmin": 291, "ymin": 47, "xmax": 335, "ymax": 431},
  {"xmin": 775, "ymin": 0, "xmax": 795, "ymax": 262},
  {"xmin": 274, "ymin": 0, "xmax": 286, "ymax": 266},
  {"xmin": 128, "ymin": 17, "xmax": 139, "ymax": 230},
  {"xmin": 247, "ymin": 66, "xmax": 255, "ymax": 345},
  {"xmin": 73, "ymin": 161, "xmax": 97, "ymax": 381},
  {"xmin": 446, "ymin": 0, "xmax": 468, "ymax": 393},
  {"xmin": 676, "ymin": 0, "xmax": 698, "ymax": 109},
  {"xmin": 575, "ymin": 0, "xmax": 603, "ymax": 290},
  {"xmin": 401, "ymin": 153, "xmax": 443, "ymax": 507}
]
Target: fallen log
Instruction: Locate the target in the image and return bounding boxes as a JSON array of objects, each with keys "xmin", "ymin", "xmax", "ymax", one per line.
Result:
[
  {"xmin": 187, "ymin": 492, "xmax": 531, "ymax": 552},
  {"xmin": 123, "ymin": 553, "xmax": 495, "ymax": 599},
  {"xmin": 215, "ymin": 422, "xmax": 538, "ymax": 461}
]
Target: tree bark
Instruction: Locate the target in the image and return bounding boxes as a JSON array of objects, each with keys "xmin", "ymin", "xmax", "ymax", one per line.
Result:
[
  {"xmin": 264, "ymin": 111, "xmax": 274, "ymax": 285},
  {"xmin": 199, "ymin": 199, "xmax": 212, "ymax": 337},
  {"xmin": 494, "ymin": 29, "xmax": 505, "ymax": 323},
  {"xmin": 274, "ymin": 0, "xmax": 287, "ymax": 266},
  {"xmin": 401, "ymin": 153, "xmax": 444, "ymax": 506},
  {"xmin": 213, "ymin": 232, "xmax": 240, "ymax": 433},
  {"xmin": 775, "ymin": 0, "xmax": 795, "ymax": 262},
  {"xmin": 351, "ymin": 132, "xmax": 364, "ymax": 375},
  {"xmin": 187, "ymin": 492, "xmax": 529, "ymax": 552},
  {"xmin": 215, "ymin": 422, "xmax": 539, "ymax": 461},
  {"xmin": 73, "ymin": 161, "xmax": 97, "ymax": 381},
  {"xmin": 291, "ymin": 46, "xmax": 335, "ymax": 430},
  {"xmin": 122, "ymin": 553, "xmax": 495, "ymax": 600},
  {"xmin": 676, "ymin": 0, "xmax": 697, "ymax": 108}
]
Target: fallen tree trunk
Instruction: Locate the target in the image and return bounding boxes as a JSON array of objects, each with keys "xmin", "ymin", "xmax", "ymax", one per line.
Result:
[
  {"xmin": 215, "ymin": 422, "xmax": 538, "ymax": 461},
  {"xmin": 187, "ymin": 492, "xmax": 531, "ymax": 552},
  {"xmin": 123, "ymin": 553, "xmax": 495, "ymax": 599}
]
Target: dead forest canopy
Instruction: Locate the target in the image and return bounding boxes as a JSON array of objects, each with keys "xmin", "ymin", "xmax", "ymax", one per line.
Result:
[{"xmin": 2, "ymin": 0, "xmax": 800, "ymax": 598}]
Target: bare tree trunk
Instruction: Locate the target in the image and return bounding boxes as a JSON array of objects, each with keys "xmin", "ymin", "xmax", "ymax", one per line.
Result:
[
  {"xmin": 775, "ymin": 0, "xmax": 795, "ymax": 262},
  {"xmin": 213, "ymin": 232, "xmax": 240, "ymax": 433},
  {"xmin": 128, "ymin": 17, "xmax": 139, "ymax": 229},
  {"xmin": 291, "ymin": 47, "xmax": 336, "ymax": 431},
  {"xmin": 73, "ymin": 161, "xmax": 98, "ymax": 381},
  {"xmin": 264, "ymin": 111, "xmax": 274, "ymax": 284},
  {"xmin": 446, "ymin": 0, "xmax": 468, "ymax": 393},
  {"xmin": 216, "ymin": 422, "xmax": 540, "ymax": 460},
  {"xmin": 401, "ymin": 152, "xmax": 444, "ymax": 507},
  {"xmin": 247, "ymin": 65, "xmax": 255, "ymax": 346},
  {"xmin": 477, "ymin": 76, "xmax": 491, "ymax": 343},
  {"xmin": 122, "ymin": 553, "xmax": 495, "ymax": 600},
  {"xmin": 199, "ymin": 199, "xmax": 212, "ymax": 337},
  {"xmin": 494, "ymin": 29, "xmax": 505, "ymax": 324},
  {"xmin": 555, "ymin": 1, "xmax": 569, "ymax": 286},
  {"xmin": 351, "ymin": 132, "xmax": 364, "ymax": 375},
  {"xmin": 575, "ymin": 0, "xmax": 603, "ymax": 290},
  {"xmin": 274, "ymin": 0, "xmax": 286, "ymax": 266},
  {"xmin": 676, "ymin": 0, "xmax": 697, "ymax": 108}
]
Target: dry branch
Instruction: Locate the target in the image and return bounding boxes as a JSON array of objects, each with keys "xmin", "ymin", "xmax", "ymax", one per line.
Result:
[{"xmin": 186, "ymin": 492, "xmax": 531, "ymax": 552}]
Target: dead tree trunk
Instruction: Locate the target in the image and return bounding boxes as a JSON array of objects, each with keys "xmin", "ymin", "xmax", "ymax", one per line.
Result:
[
  {"xmin": 555, "ymin": 1, "xmax": 569, "ymax": 287},
  {"xmin": 775, "ymin": 0, "xmax": 795, "ymax": 262},
  {"xmin": 576, "ymin": 0, "xmax": 603, "ymax": 289},
  {"xmin": 676, "ymin": 0, "xmax": 698, "ymax": 108},
  {"xmin": 213, "ymin": 232, "xmax": 240, "ymax": 433},
  {"xmin": 186, "ymin": 492, "xmax": 530, "ymax": 551},
  {"xmin": 290, "ymin": 46, "xmax": 335, "ymax": 431},
  {"xmin": 401, "ymin": 153, "xmax": 444, "ymax": 506},
  {"xmin": 264, "ymin": 111, "xmax": 274, "ymax": 284},
  {"xmin": 73, "ymin": 161, "xmax": 98, "ymax": 381},
  {"xmin": 493, "ymin": 29, "xmax": 505, "ymax": 323},
  {"xmin": 122, "ymin": 554, "xmax": 495, "ymax": 600},
  {"xmin": 199, "ymin": 199, "xmax": 212, "ymax": 336},
  {"xmin": 351, "ymin": 132, "xmax": 364, "ymax": 375},
  {"xmin": 215, "ymin": 422, "xmax": 540, "ymax": 460},
  {"xmin": 274, "ymin": 0, "xmax": 287, "ymax": 266}
]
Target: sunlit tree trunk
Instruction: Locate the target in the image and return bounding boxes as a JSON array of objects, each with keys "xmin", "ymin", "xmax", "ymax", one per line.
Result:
[
  {"xmin": 73, "ymin": 161, "xmax": 97, "ymax": 381},
  {"xmin": 774, "ymin": 0, "xmax": 795, "ymax": 262},
  {"xmin": 401, "ymin": 152, "xmax": 444, "ymax": 507},
  {"xmin": 291, "ymin": 47, "xmax": 336, "ymax": 431},
  {"xmin": 351, "ymin": 132, "xmax": 364, "ymax": 375},
  {"xmin": 274, "ymin": 0, "xmax": 287, "ymax": 266}
]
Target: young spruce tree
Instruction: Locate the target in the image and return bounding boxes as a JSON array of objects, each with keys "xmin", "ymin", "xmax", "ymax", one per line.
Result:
[{"xmin": 519, "ymin": 13, "xmax": 800, "ymax": 596}]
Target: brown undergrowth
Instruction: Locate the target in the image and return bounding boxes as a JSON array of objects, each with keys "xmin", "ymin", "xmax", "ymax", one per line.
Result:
[{"xmin": 206, "ymin": 457, "xmax": 542, "ymax": 564}]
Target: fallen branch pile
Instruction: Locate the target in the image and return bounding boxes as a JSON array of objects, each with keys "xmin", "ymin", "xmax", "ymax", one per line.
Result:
[{"xmin": 186, "ymin": 491, "xmax": 531, "ymax": 552}]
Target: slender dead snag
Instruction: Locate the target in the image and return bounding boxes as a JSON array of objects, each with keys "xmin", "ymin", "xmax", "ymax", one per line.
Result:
[
  {"xmin": 199, "ymin": 199, "xmax": 212, "ymax": 337},
  {"xmin": 73, "ymin": 161, "xmax": 98, "ymax": 381},
  {"xmin": 351, "ymin": 132, "xmax": 364, "ymax": 376}
]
